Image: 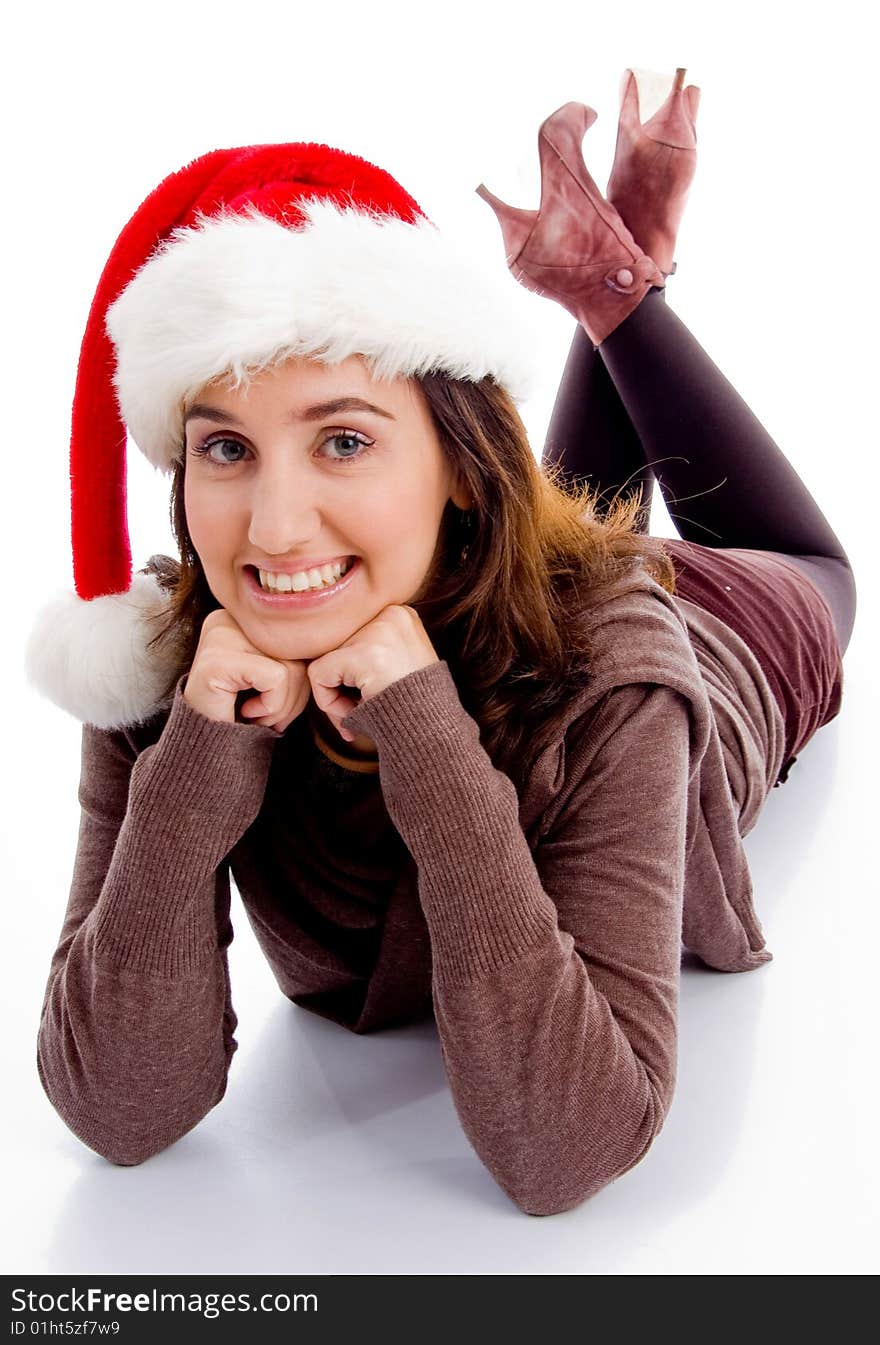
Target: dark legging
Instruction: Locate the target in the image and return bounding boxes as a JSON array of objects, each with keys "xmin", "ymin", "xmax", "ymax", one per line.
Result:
[{"xmin": 542, "ymin": 289, "xmax": 857, "ymax": 656}]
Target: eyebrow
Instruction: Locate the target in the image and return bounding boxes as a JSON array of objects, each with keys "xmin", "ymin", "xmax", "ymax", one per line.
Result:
[{"xmin": 183, "ymin": 396, "xmax": 396, "ymax": 428}]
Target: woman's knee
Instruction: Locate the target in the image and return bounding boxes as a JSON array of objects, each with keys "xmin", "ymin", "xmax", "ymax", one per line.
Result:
[{"xmin": 776, "ymin": 552, "xmax": 857, "ymax": 656}]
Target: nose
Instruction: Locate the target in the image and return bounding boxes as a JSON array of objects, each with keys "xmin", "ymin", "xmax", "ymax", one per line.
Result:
[{"xmin": 247, "ymin": 456, "xmax": 322, "ymax": 555}]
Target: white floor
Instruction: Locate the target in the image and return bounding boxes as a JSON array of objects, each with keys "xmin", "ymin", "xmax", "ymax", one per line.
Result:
[{"xmin": 4, "ymin": 586, "xmax": 877, "ymax": 1276}]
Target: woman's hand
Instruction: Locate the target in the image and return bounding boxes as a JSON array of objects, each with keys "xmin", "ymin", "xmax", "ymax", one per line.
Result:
[
  {"xmin": 307, "ymin": 604, "xmax": 440, "ymax": 742},
  {"xmin": 183, "ymin": 609, "xmax": 311, "ymax": 733}
]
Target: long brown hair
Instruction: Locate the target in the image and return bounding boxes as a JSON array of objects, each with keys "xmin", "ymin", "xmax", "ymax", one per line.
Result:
[{"xmin": 146, "ymin": 371, "xmax": 676, "ymax": 790}]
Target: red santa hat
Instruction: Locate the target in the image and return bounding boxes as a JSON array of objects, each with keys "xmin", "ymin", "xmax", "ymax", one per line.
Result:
[{"xmin": 25, "ymin": 139, "xmax": 536, "ymax": 729}]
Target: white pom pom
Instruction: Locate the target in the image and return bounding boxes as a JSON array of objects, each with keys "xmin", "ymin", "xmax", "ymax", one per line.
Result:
[{"xmin": 24, "ymin": 572, "xmax": 184, "ymax": 729}]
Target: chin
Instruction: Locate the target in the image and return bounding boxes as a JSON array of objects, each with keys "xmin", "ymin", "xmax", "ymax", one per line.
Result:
[
  {"xmin": 248, "ymin": 629, "xmax": 334, "ymax": 663},
  {"xmin": 240, "ymin": 613, "xmax": 361, "ymax": 664}
]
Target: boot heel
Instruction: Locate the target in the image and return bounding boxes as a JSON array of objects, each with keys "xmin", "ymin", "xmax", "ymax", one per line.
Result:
[{"xmin": 475, "ymin": 183, "xmax": 538, "ymax": 265}]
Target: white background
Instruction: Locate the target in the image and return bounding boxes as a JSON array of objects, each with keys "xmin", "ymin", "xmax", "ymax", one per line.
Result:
[{"xmin": 3, "ymin": 0, "xmax": 877, "ymax": 1276}]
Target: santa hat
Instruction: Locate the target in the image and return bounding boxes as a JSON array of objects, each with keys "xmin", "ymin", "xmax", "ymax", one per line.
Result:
[{"xmin": 24, "ymin": 139, "xmax": 537, "ymax": 729}]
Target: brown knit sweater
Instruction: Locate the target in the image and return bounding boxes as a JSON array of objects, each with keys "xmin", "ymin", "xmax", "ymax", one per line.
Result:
[{"xmin": 36, "ymin": 563, "xmax": 786, "ymax": 1216}]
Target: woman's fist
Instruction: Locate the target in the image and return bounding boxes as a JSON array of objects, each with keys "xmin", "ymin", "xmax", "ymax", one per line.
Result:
[{"xmin": 183, "ymin": 609, "xmax": 310, "ymax": 733}]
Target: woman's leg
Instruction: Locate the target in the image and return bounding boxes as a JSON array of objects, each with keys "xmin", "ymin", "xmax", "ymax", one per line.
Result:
[
  {"xmin": 543, "ymin": 324, "xmax": 655, "ymax": 533},
  {"xmin": 546, "ymin": 288, "xmax": 857, "ymax": 653}
]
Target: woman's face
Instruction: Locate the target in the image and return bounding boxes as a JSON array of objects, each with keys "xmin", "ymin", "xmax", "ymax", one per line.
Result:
[{"xmin": 183, "ymin": 354, "xmax": 469, "ymax": 661}]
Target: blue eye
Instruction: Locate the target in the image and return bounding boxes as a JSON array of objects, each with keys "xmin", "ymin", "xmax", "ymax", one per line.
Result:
[
  {"xmin": 191, "ymin": 437, "xmax": 248, "ymax": 465},
  {"xmin": 321, "ymin": 431, "xmax": 374, "ymax": 462}
]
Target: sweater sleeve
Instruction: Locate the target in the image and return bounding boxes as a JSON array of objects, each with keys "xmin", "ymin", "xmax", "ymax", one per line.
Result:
[
  {"xmin": 341, "ymin": 661, "xmax": 691, "ymax": 1217},
  {"xmin": 37, "ymin": 679, "xmax": 278, "ymax": 1166}
]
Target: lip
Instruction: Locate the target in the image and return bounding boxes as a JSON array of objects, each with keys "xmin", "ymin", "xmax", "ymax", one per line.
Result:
[{"xmin": 243, "ymin": 557, "xmax": 361, "ymax": 608}]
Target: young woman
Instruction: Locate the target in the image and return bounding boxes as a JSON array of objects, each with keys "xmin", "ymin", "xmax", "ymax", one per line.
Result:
[{"xmin": 27, "ymin": 70, "xmax": 855, "ymax": 1217}]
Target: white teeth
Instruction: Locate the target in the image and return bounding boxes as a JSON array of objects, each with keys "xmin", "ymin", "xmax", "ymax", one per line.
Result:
[{"xmin": 257, "ymin": 559, "xmax": 352, "ymax": 592}]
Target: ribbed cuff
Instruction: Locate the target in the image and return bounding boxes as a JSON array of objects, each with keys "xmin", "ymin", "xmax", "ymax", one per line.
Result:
[
  {"xmin": 342, "ymin": 661, "xmax": 559, "ymax": 983},
  {"xmin": 135, "ymin": 675, "xmax": 279, "ymax": 806},
  {"xmin": 93, "ymin": 678, "xmax": 278, "ymax": 975}
]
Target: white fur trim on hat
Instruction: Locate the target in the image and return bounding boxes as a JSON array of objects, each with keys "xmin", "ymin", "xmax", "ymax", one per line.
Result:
[
  {"xmin": 25, "ymin": 573, "xmax": 184, "ymax": 730},
  {"xmin": 105, "ymin": 198, "xmax": 538, "ymax": 472}
]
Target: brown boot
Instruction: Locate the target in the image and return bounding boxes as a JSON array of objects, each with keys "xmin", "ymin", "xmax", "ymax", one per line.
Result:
[
  {"xmin": 606, "ymin": 67, "xmax": 700, "ymax": 277},
  {"xmin": 476, "ymin": 101, "xmax": 665, "ymax": 348}
]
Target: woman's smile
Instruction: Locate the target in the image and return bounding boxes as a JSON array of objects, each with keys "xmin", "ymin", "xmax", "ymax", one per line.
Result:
[{"xmin": 242, "ymin": 556, "xmax": 362, "ymax": 609}]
